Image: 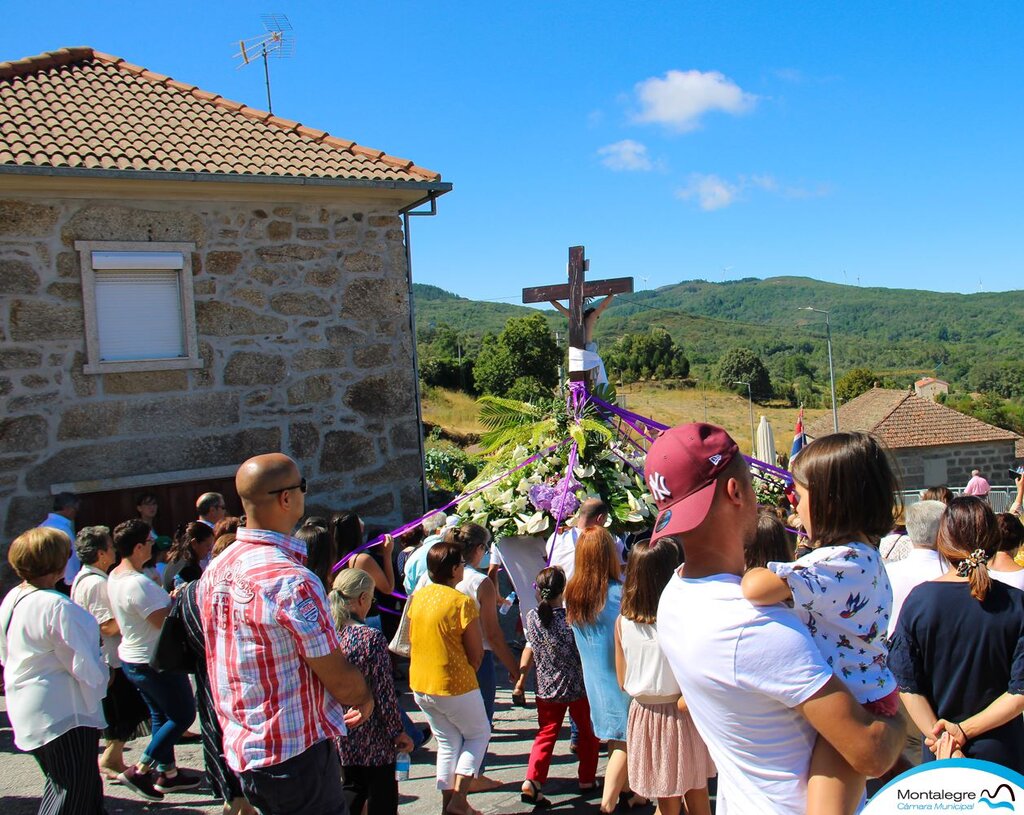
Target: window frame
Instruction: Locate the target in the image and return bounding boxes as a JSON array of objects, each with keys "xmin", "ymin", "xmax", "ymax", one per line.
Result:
[{"xmin": 76, "ymin": 240, "xmax": 202, "ymax": 374}]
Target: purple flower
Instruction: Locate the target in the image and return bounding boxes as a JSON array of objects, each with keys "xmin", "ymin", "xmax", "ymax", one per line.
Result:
[
  {"xmin": 528, "ymin": 484, "xmax": 556, "ymax": 511},
  {"xmin": 550, "ymin": 491, "xmax": 580, "ymax": 520}
]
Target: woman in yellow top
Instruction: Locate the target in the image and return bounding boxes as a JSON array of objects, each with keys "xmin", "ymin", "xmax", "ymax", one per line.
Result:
[{"xmin": 408, "ymin": 540, "xmax": 489, "ymax": 815}]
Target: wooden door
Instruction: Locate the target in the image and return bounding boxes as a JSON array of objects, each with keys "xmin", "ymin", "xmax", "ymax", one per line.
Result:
[{"xmin": 74, "ymin": 476, "xmax": 241, "ymax": 538}]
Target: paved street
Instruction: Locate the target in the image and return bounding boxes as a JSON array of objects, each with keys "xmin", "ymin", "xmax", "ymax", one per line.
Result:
[{"xmin": 1, "ymin": 682, "xmax": 635, "ymax": 814}]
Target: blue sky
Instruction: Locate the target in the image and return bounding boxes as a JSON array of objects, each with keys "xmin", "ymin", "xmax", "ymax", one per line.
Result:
[{"xmin": 6, "ymin": 2, "xmax": 1023, "ymax": 301}]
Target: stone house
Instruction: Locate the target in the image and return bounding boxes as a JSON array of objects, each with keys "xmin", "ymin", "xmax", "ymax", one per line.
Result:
[
  {"xmin": 805, "ymin": 387, "xmax": 1019, "ymax": 491},
  {"xmin": 0, "ymin": 48, "xmax": 450, "ymax": 556},
  {"xmin": 913, "ymin": 376, "xmax": 949, "ymax": 401}
]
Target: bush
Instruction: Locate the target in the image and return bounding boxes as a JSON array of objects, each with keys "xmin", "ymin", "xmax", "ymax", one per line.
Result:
[{"xmin": 424, "ymin": 444, "xmax": 479, "ymax": 495}]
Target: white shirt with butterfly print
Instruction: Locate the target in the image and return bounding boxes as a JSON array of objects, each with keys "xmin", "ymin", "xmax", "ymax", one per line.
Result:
[{"xmin": 768, "ymin": 542, "xmax": 896, "ymax": 704}]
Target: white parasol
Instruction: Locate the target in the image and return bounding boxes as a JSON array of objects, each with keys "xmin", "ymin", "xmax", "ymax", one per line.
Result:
[{"xmin": 755, "ymin": 415, "xmax": 777, "ymax": 464}]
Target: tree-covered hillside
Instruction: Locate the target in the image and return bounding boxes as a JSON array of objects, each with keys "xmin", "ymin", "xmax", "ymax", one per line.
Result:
[{"xmin": 413, "ymin": 278, "xmax": 1024, "ymax": 402}]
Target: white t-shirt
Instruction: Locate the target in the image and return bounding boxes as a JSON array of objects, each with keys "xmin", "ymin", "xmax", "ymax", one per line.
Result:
[
  {"xmin": 0, "ymin": 587, "xmax": 107, "ymax": 750},
  {"xmin": 71, "ymin": 564, "xmax": 121, "ymax": 668},
  {"xmin": 545, "ymin": 527, "xmax": 625, "ymax": 581},
  {"xmin": 107, "ymin": 569, "xmax": 170, "ymax": 664},
  {"xmin": 456, "ymin": 565, "xmax": 492, "ymax": 651},
  {"xmin": 657, "ymin": 571, "xmax": 833, "ymax": 815},
  {"xmin": 768, "ymin": 542, "xmax": 895, "ymax": 704},
  {"xmin": 884, "ymin": 548, "xmax": 948, "ymax": 639},
  {"xmin": 990, "ymin": 568, "xmax": 1024, "ymax": 592}
]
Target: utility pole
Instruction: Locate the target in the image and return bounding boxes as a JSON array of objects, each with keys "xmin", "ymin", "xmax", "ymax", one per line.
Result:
[
  {"xmin": 798, "ymin": 307, "xmax": 839, "ymax": 432},
  {"xmin": 734, "ymin": 380, "xmax": 755, "ymax": 455}
]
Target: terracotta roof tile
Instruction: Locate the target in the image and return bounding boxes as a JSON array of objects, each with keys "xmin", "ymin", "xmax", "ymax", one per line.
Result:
[
  {"xmin": 0, "ymin": 48, "xmax": 443, "ymax": 184},
  {"xmin": 805, "ymin": 388, "xmax": 1020, "ymax": 449}
]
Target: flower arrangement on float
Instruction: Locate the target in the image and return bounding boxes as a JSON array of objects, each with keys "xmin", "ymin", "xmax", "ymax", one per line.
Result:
[{"xmin": 456, "ymin": 390, "xmax": 658, "ymax": 539}]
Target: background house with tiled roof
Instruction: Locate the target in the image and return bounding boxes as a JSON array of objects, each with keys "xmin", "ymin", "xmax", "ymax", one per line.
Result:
[
  {"xmin": 913, "ymin": 376, "xmax": 949, "ymax": 401},
  {"xmin": 0, "ymin": 47, "xmax": 450, "ymax": 552},
  {"xmin": 804, "ymin": 387, "xmax": 1020, "ymax": 491}
]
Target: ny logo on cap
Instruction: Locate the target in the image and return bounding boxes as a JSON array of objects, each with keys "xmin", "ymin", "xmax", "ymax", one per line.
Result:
[
  {"xmin": 648, "ymin": 472, "xmax": 671, "ymax": 502},
  {"xmin": 709, "ymin": 454, "xmax": 723, "ymax": 466}
]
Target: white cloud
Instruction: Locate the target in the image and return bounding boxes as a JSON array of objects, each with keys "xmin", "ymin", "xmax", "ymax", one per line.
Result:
[
  {"xmin": 676, "ymin": 173, "xmax": 831, "ymax": 211},
  {"xmin": 597, "ymin": 139, "xmax": 653, "ymax": 172},
  {"xmin": 633, "ymin": 69, "xmax": 757, "ymax": 132},
  {"xmin": 748, "ymin": 174, "xmax": 779, "ymax": 192},
  {"xmin": 676, "ymin": 174, "xmax": 740, "ymax": 211}
]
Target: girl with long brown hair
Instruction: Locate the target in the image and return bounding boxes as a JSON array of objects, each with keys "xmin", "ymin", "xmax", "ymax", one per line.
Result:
[
  {"xmin": 615, "ymin": 540, "xmax": 715, "ymax": 815},
  {"xmin": 742, "ymin": 431, "xmax": 901, "ymax": 814},
  {"xmin": 890, "ymin": 496, "xmax": 1024, "ymax": 770},
  {"xmin": 565, "ymin": 527, "xmax": 636, "ymax": 813}
]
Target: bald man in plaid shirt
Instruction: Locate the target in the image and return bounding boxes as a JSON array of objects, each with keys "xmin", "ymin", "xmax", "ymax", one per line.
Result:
[{"xmin": 199, "ymin": 454, "xmax": 372, "ymax": 815}]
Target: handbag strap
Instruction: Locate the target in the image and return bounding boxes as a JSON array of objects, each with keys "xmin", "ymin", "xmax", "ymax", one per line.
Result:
[
  {"xmin": 2, "ymin": 587, "xmax": 49, "ymax": 637},
  {"xmin": 883, "ymin": 534, "xmax": 907, "ymax": 559}
]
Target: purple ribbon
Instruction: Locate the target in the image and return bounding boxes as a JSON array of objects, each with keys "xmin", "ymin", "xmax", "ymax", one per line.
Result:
[
  {"xmin": 332, "ymin": 438, "xmax": 573, "ymax": 575},
  {"xmin": 588, "ymin": 393, "xmax": 670, "ymax": 437},
  {"xmin": 744, "ymin": 454, "xmax": 794, "ymax": 482},
  {"xmin": 608, "ymin": 443, "xmax": 645, "ymax": 477}
]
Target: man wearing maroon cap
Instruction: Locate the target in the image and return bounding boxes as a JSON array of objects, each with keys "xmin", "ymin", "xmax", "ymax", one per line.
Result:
[{"xmin": 647, "ymin": 423, "xmax": 902, "ymax": 815}]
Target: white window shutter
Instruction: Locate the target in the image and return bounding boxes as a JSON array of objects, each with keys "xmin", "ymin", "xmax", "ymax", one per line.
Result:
[{"xmin": 94, "ymin": 269, "xmax": 186, "ymax": 361}]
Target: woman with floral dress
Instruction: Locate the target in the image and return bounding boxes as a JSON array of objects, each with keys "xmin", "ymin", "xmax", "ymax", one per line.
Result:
[{"xmin": 329, "ymin": 568, "xmax": 413, "ymax": 815}]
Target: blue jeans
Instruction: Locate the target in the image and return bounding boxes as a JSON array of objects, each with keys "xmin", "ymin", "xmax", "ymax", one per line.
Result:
[
  {"xmin": 476, "ymin": 651, "xmax": 496, "ymax": 774},
  {"xmin": 477, "ymin": 651, "xmax": 496, "ymax": 723},
  {"xmin": 122, "ymin": 662, "xmax": 196, "ymax": 769}
]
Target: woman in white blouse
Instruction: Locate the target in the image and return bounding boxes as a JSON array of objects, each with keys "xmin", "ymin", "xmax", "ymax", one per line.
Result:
[{"xmin": 0, "ymin": 527, "xmax": 108, "ymax": 815}]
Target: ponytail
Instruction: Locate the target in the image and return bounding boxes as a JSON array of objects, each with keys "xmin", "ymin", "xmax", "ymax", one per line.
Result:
[
  {"xmin": 937, "ymin": 497, "xmax": 1000, "ymax": 603},
  {"xmin": 534, "ymin": 566, "xmax": 566, "ymax": 628},
  {"xmin": 329, "ymin": 568, "xmax": 375, "ymax": 628},
  {"xmin": 444, "ymin": 523, "xmax": 490, "ymax": 562},
  {"xmin": 956, "ymin": 548, "xmax": 992, "ymax": 602}
]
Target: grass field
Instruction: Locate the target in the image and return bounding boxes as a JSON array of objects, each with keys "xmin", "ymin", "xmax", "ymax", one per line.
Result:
[{"xmin": 421, "ymin": 384, "xmax": 829, "ymax": 460}]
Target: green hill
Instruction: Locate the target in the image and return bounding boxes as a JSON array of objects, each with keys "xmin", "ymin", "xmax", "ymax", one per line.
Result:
[{"xmin": 413, "ymin": 278, "xmax": 1024, "ymax": 396}]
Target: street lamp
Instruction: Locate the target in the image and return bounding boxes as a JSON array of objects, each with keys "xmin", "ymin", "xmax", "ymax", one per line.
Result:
[
  {"xmin": 734, "ymin": 380, "xmax": 755, "ymax": 455},
  {"xmin": 798, "ymin": 307, "xmax": 839, "ymax": 432}
]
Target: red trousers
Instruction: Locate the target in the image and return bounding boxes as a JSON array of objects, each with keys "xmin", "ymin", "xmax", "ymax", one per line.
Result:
[{"xmin": 527, "ymin": 696, "xmax": 599, "ymax": 786}]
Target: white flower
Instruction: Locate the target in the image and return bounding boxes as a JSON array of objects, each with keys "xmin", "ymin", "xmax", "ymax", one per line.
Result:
[
  {"xmin": 512, "ymin": 496, "xmax": 529, "ymax": 513},
  {"xmin": 468, "ymin": 496, "xmax": 486, "ymax": 513},
  {"xmin": 490, "ymin": 517, "xmax": 510, "ymax": 530},
  {"xmin": 471, "ymin": 512, "xmax": 490, "ymax": 527},
  {"xmin": 515, "ymin": 511, "xmax": 549, "ymax": 536},
  {"xmin": 574, "ymin": 463, "xmax": 596, "ymax": 478},
  {"xmin": 517, "ymin": 478, "xmax": 532, "ymax": 494}
]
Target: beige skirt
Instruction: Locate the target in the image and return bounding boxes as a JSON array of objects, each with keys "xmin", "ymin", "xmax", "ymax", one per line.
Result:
[{"xmin": 626, "ymin": 699, "xmax": 716, "ymax": 798}]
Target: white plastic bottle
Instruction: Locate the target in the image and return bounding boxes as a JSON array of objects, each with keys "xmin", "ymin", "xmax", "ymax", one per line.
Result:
[
  {"xmin": 395, "ymin": 751, "xmax": 411, "ymax": 781},
  {"xmin": 499, "ymin": 590, "xmax": 517, "ymax": 615}
]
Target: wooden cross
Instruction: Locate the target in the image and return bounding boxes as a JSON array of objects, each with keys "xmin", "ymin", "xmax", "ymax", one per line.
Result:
[{"xmin": 522, "ymin": 245, "xmax": 633, "ymax": 382}]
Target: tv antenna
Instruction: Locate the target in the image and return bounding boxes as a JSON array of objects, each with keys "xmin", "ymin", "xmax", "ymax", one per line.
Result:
[{"xmin": 234, "ymin": 14, "xmax": 294, "ymax": 114}]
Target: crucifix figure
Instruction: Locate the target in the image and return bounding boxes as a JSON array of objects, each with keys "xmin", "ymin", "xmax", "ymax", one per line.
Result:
[{"xmin": 522, "ymin": 245, "xmax": 633, "ymax": 386}]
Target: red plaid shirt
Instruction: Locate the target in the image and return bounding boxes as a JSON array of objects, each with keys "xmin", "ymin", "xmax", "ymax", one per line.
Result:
[{"xmin": 198, "ymin": 527, "xmax": 346, "ymax": 772}]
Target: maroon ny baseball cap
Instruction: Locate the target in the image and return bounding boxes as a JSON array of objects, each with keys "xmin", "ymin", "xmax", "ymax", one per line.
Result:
[{"xmin": 644, "ymin": 422, "xmax": 740, "ymax": 542}]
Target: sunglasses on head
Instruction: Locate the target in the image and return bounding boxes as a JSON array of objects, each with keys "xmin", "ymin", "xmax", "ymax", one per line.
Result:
[{"xmin": 268, "ymin": 477, "xmax": 307, "ymax": 496}]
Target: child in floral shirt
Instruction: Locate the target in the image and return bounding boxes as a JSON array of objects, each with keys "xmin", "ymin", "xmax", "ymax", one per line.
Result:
[{"xmin": 742, "ymin": 432, "xmax": 900, "ymax": 815}]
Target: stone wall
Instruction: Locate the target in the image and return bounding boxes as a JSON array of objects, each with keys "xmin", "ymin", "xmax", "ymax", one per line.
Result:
[
  {"xmin": 0, "ymin": 195, "xmax": 424, "ymax": 551},
  {"xmin": 892, "ymin": 440, "xmax": 1017, "ymax": 491}
]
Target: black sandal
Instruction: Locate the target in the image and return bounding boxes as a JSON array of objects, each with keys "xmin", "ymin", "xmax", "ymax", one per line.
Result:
[
  {"xmin": 521, "ymin": 780, "xmax": 552, "ymax": 809},
  {"xmin": 618, "ymin": 791, "xmax": 649, "ymax": 810}
]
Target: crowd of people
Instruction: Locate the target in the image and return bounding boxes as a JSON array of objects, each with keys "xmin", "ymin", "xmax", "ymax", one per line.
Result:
[{"xmin": 3, "ymin": 431, "xmax": 1024, "ymax": 815}]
